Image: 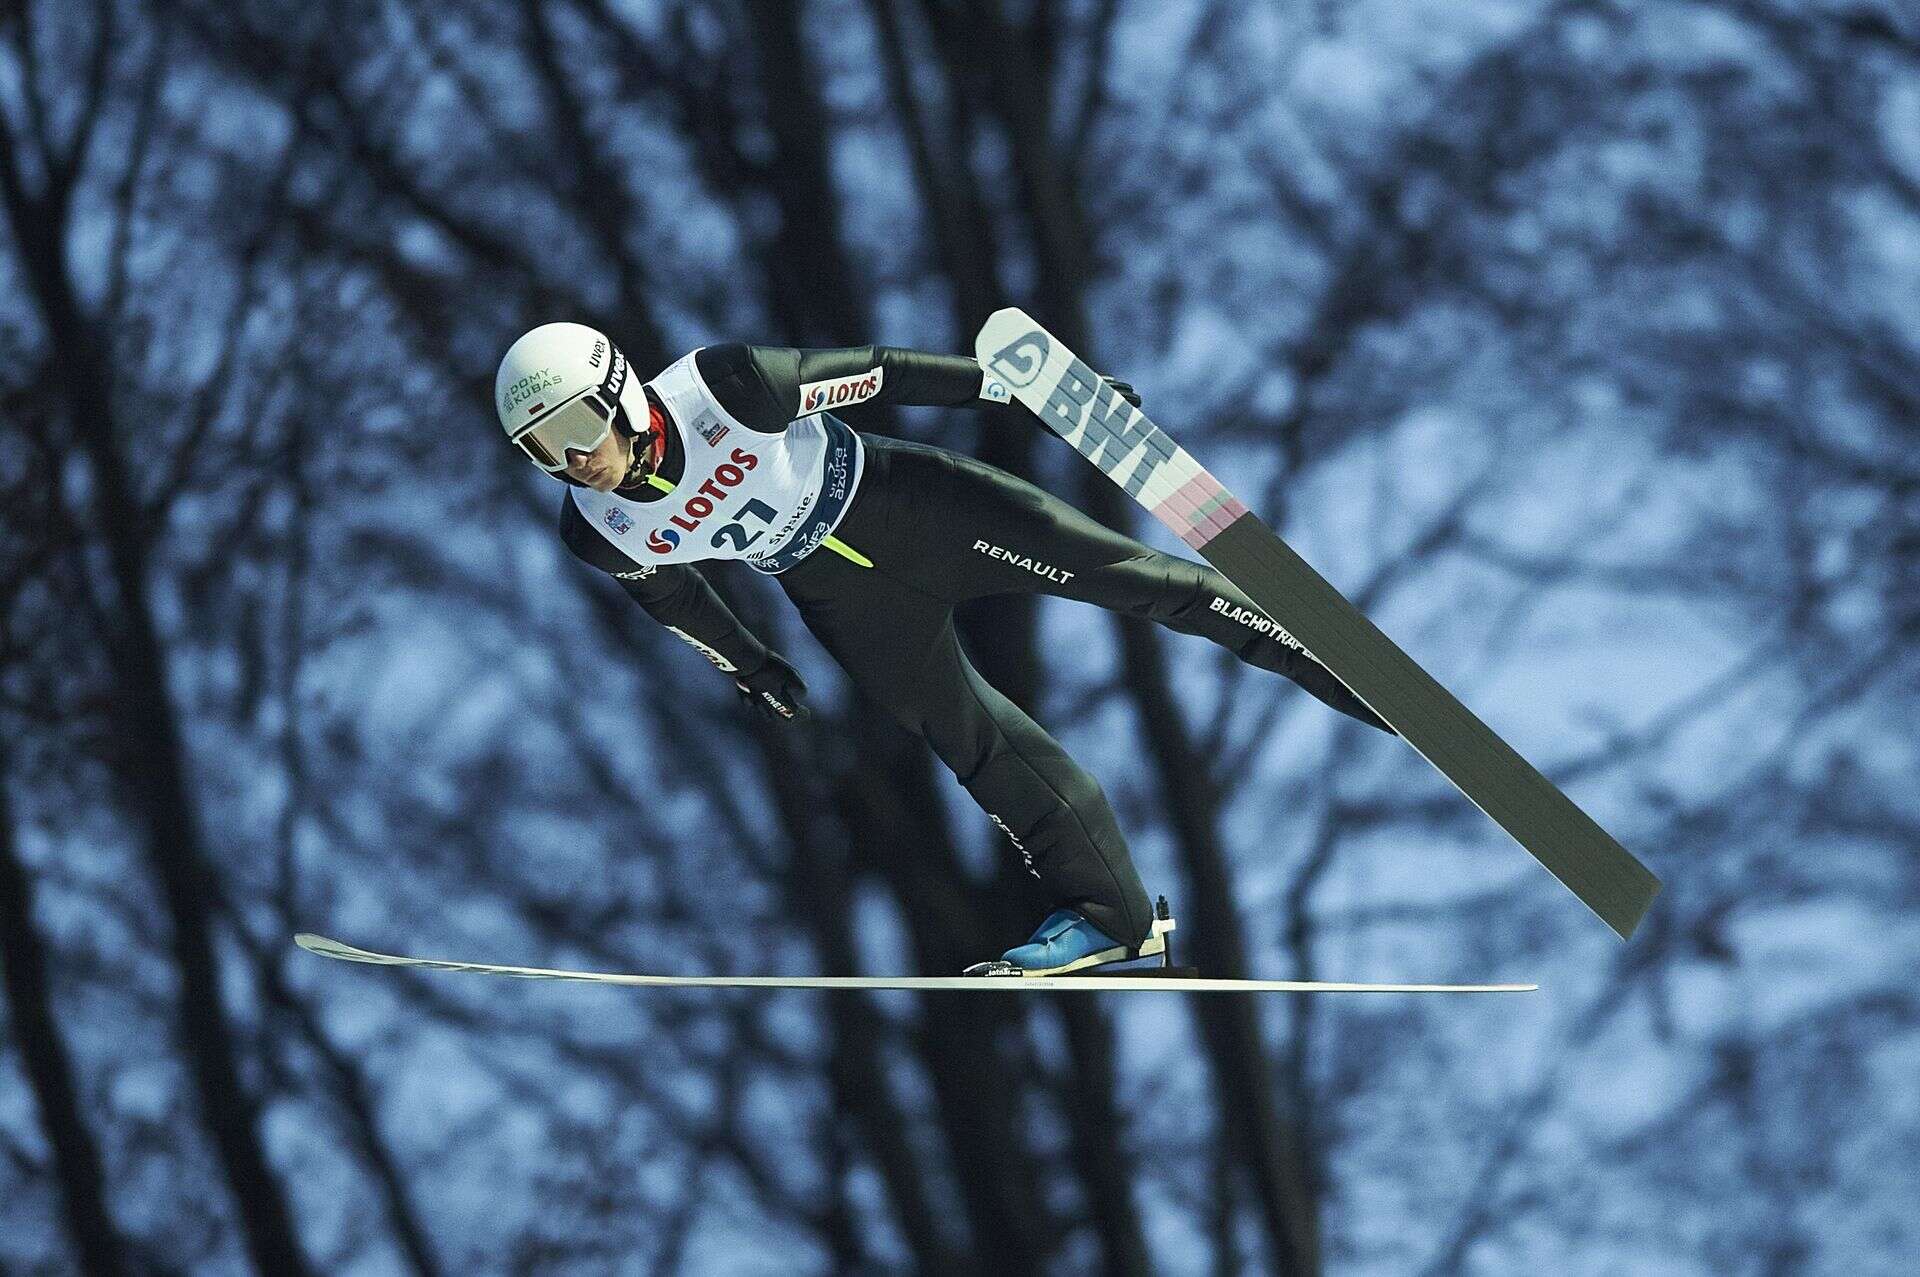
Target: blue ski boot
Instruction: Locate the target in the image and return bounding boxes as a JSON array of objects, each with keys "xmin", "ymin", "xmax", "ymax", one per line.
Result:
[{"xmin": 964, "ymin": 901, "xmax": 1176, "ymax": 977}]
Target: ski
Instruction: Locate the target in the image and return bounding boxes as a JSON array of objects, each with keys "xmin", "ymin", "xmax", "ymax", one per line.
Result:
[
  {"xmin": 295, "ymin": 934, "xmax": 1534, "ymax": 994},
  {"xmin": 975, "ymin": 308, "xmax": 1661, "ymax": 939}
]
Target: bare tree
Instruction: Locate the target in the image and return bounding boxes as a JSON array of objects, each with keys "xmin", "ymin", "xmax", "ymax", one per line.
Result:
[{"xmin": 0, "ymin": 1, "xmax": 315, "ymax": 1269}]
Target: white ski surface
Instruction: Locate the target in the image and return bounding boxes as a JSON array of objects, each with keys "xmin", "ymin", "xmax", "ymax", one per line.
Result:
[{"xmin": 296, "ymin": 934, "xmax": 1535, "ymax": 994}]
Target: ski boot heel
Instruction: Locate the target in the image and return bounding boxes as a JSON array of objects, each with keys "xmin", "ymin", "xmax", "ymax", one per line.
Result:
[
  {"xmin": 1135, "ymin": 896, "xmax": 1177, "ymax": 962},
  {"xmin": 1107, "ymin": 896, "xmax": 1199, "ymax": 978}
]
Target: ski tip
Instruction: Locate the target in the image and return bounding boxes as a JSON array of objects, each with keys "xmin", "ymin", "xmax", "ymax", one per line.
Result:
[{"xmin": 295, "ymin": 932, "xmax": 381, "ymax": 963}]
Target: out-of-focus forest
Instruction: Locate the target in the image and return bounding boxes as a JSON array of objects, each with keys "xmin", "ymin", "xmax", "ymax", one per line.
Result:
[{"xmin": 2, "ymin": 0, "xmax": 1916, "ymax": 1272}]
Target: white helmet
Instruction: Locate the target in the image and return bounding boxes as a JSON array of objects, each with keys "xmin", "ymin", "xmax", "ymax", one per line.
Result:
[{"xmin": 495, "ymin": 322, "xmax": 636, "ymax": 473}]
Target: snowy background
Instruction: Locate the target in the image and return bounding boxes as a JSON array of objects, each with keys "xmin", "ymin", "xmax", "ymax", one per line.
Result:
[{"xmin": 2, "ymin": 0, "xmax": 1916, "ymax": 1273}]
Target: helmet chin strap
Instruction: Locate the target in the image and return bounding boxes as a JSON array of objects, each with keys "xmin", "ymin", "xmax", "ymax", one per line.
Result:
[{"xmin": 616, "ymin": 401, "xmax": 668, "ymax": 489}]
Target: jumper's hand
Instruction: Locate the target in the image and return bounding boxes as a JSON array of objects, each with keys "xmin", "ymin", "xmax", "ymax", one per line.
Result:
[
  {"xmin": 735, "ymin": 652, "xmax": 810, "ymax": 723},
  {"xmin": 1101, "ymin": 375, "xmax": 1141, "ymax": 408}
]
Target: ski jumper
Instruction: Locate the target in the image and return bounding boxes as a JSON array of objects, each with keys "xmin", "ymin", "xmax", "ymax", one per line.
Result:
[{"xmin": 559, "ymin": 343, "xmax": 1390, "ymax": 948}]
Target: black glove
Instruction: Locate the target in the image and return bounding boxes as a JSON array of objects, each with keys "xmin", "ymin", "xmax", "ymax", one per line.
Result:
[
  {"xmin": 1101, "ymin": 375, "xmax": 1141, "ymax": 408},
  {"xmin": 734, "ymin": 652, "xmax": 810, "ymax": 723}
]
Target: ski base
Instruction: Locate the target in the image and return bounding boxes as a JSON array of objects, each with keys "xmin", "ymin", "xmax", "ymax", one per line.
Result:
[
  {"xmin": 295, "ymin": 934, "xmax": 1535, "ymax": 994},
  {"xmin": 961, "ymin": 961, "xmax": 1209, "ymax": 978}
]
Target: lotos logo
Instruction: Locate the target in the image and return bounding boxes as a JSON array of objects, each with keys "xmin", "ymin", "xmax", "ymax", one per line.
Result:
[
  {"xmin": 646, "ymin": 527, "xmax": 680, "ymax": 554},
  {"xmin": 799, "ymin": 367, "xmax": 884, "ymax": 413},
  {"xmin": 987, "ymin": 331, "xmax": 1049, "ymax": 387},
  {"xmin": 665, "ymin": 446, "xmax": 760, "ymax": 535}
]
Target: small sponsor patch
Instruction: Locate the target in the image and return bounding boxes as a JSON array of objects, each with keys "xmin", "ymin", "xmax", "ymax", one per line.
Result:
[
  {"xmin": 980, "ymin": 374, "xmax": 1012, "ymax": 404},
  {"xmin": 990, "ymin": 813, "xmax": 1041, "ymax": 880},
  {"xmin": 600, "ymin": 347, "xmax": 627, "ymax": 400},
  {"xmin": 691, "ymin": 411, "xmax": 730, "ymax": 446},
  {"xmin": 667, "ymin": 627, "xmax": 737, "ymax": 673},
  {"xmin": 972, "ymin": 539, "xmax": 1074, "ymax": 585},
  {"xmin": 1209, "ymin": 596, "xmax": 1307, "ymax": 653},
  {"xmin": 603, "ymin": 507, "xmax": 633, "ymax": 535},
  {"xmin": 799, "ymin": 367, "xmax": 884, "ymax": 413},
  {"xmin": 501, "ymin": 365, "xmax": 567, "ymax": 418}
]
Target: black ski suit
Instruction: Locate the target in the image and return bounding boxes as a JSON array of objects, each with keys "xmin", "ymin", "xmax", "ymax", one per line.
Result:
[{"xmin": 560, "ymin": 344, "xmax": 1390, "ymax": 949}]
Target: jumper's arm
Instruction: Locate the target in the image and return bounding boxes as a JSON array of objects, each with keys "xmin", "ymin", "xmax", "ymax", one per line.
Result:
[
  {"xmin": 560, "ymin": 497, "xmax": 772, "ymax": 675},
  {"xmin": 694, "ymin": 342, "xmax": 1002, "ymax": 432}
]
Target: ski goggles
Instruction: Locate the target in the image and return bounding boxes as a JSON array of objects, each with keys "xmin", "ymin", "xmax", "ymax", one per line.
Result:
[{"xmin": 509, "ymin": 350, "xmax": 631, "ymax": 472}]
